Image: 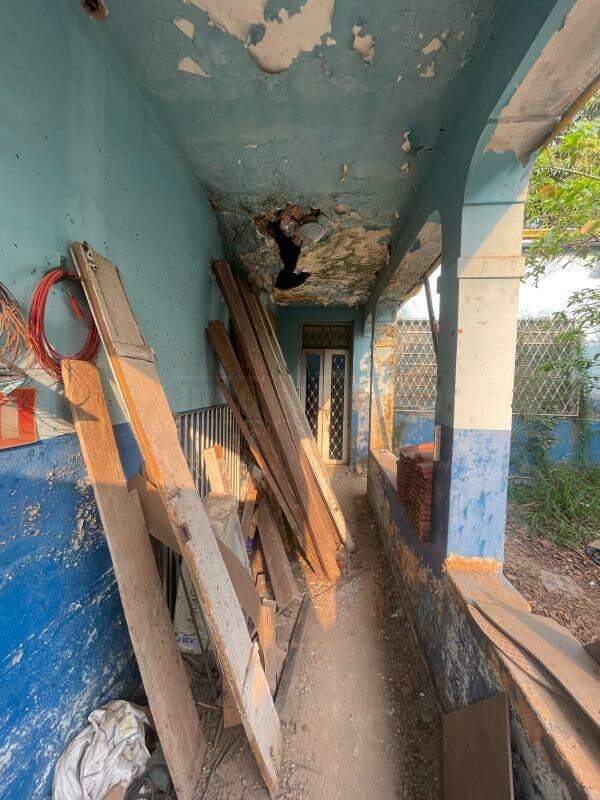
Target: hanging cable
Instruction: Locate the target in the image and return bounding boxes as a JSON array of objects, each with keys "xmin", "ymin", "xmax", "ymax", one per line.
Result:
[
  {"xmin": 0, "ymin": 281, "xmax": 30, "ymax": 392},
  {"xmin": 28, "ymin": 269, "xmax": 99, "ymax": 380}
]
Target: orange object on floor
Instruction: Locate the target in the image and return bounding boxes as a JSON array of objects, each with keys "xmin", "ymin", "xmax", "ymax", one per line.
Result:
[{"xmin": 0, "ymin": 388, "xmax": 36, "ymax": 449}]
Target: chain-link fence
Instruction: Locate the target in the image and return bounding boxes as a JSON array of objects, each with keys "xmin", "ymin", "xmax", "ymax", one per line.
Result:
[{"xmin": 395, "ymin": 317, "xmax": 581, "ymax": 417}]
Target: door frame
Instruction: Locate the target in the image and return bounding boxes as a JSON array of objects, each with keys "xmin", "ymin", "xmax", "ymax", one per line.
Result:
[{"xmin": 299, "ymin": 347, "xmax": 351, "ymax": 465}]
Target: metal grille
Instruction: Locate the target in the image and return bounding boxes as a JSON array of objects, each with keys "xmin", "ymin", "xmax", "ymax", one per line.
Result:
[
  {"xmin": 395, "ymin": 318, "xmax": 581, "ymax": 417},
  {"xmin": 513, "ymin": 319, "xmax": 581, "ymax": 417},
  {"xmin": 175, "ymin": 403, "xmax": 244, "ymax": 500},
  {"xmin": 302, "ymin": 323, "xmax": 353, "ymax": 349},
  {"xmin": 304, "ymin": 353, "xmax": 321, "ymax": 439},
  {"xmin": 394, "ymin": 320, "xmax": 437, "ymax": 412},
  {"xmin": 329, "ymin": 354, "xmax": 346, "ymax": 460}
]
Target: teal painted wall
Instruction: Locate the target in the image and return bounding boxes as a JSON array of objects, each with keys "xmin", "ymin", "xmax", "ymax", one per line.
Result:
[
  {"xmin": 0, "ymin": 3, "xmax": 225, "ymax": 797},
  {"xmin": 275, "ymin": 305, "xmax": 371, "ymax": 461},
  {"xmin": 1, "ymin": 0, "xmax": 226, "ymax": 433}
]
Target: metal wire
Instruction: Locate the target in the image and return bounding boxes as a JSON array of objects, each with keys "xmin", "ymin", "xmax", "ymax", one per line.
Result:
[{"xmin": 0, "ymin": 281, "xmax": 30, "ymax": 391}]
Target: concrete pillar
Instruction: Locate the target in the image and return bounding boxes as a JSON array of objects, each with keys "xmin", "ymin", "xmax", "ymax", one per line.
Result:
[
  {"xmin": 369, "ymin": 306, "xmax": 397, "ymax": 453},
  {"xmin": 433, "ymin": 202, "xmax": 525, "ymax": 563}
]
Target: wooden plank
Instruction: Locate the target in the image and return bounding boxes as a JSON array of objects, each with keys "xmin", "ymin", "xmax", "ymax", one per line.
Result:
[
  {"xmin": 203, "ymin": 445, "xmax": 232, "ymax": 494},
  {"xmin": 585, "ymin": 639, "xmax": 600, "ymax": 666},
  {"xmin": 443, "ymin": 693, "xmax": 514, "ymax": 800},
  {"xmin": 222, "ymin": 681, "xmax": 242, "ymax": 729},
  {"xmin": 62, "ymin": 360, "xmax": 205, "ymax": 800},
  {"xmin": 127, "ymin": 472, "xmax": 279, "ymax": 684},
  {"xmin": 275, "ymin": 595, "xmax": 311, "ymax": 713},
  {"xmin": 208, "ymin": 323, "xmax": 321, "ymax": 574},
  {"xmin": 71, "ymin": 243, "xmax": 282, "ymax": 797},
  {"xmin": 259, "ymin": 598, "xmax": 286, "ymax": 694},
  {"xmin": 241, "ymin": 475, "xmax": 258, "ymax": 539},
  {"xmin": 212, "ymin": 261, "xmax": 339, "ymax": 581},
  {"xmin": 252, "ymin": 538, "xmax": 268, "ymax": 599},
  {"xmin": 215, "ymin": 375, "xmax": 303, "ymax": 552},
  {"xmin": 257, "ymin": 502, "xmax": 301, "ymax": 611},
  {"xmin": 242, "ymin": 283, "xmax": 355, "ymax": 552},
  {"xmin": 476, "ymin": 601, "xmax": 600, "ymax": 732},
  {"xmin": 238, "ymin": 281, "xmax": 338, "ymax": 566}
]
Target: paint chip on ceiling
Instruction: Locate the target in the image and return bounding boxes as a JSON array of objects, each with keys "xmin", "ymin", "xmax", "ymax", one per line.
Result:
[
  {"xmin": 352, "ymin": 25, "xmax": 375, "ymax": 63},
  {"xmin": 401, "ymin": 132, "xmax": 411, "ymax": 153},
  {"xmin": 249, "ymin": 0, "xmax": 335, "ymax": 74},
  {"xmin": 187, "ymin": 0, "xmax": 267, "ymax": 41},
  {"xmin": 187, "ymin": 0, "xmax": 335, "ymax": 74},
  {"xmin": 178, "ymin": 56, "xmax": 210, "ymax": 77},
  {"xmin": 174, "ymin": 18, "xmax": 195, "ymax": 39},
  {"xmin": 422, "ymin": 29, "xmax": 449, "ymax": 54},
  {"xmin": 340, "ymin": 163, "xmax": 349, "ymax": 183},
  {"xmin": 420, "ymin": 61, "xmax": 435, "ymax": 78}
]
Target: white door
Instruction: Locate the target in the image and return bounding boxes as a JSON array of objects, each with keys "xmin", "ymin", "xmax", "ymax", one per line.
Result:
[{"xmin": 300, "ymin": 348, "xmax": 350, "ymax": 464}]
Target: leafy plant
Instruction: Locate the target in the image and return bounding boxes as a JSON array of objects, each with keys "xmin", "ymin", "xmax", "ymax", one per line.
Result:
[
  {"xmin": 508, "ymin": 463, "xmax": 600, "ymax": 548},
  {"xmin": 525, "ymin": 97, "xmax": 600, "ymax": 280}
]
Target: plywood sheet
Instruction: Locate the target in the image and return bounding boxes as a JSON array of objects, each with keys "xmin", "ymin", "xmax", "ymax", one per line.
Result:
[{"xmin": 443, "ymin": 693, "xmax": 513, "ymax": 800}]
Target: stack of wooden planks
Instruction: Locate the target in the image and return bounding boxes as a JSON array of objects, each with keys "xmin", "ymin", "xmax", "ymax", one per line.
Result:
[
  {"xmin": 70, "ymin": 244, "xmax": 284, "ymax": 798},
  {"xmin": 67, "ymin": 245, "xmax": 351, "ymax": 799},
  {"xmin": 207, "ymin": 259, "xmax": 354, "ymax": 582},
  {"xmin": 396, "ymin": 442, "xmax": 434, "ymax": 542}
]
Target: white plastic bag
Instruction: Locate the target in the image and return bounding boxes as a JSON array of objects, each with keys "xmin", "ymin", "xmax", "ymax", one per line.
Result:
[{"xmin": 52, "ymin": 700, "xmax": 150, "ymax": 800}]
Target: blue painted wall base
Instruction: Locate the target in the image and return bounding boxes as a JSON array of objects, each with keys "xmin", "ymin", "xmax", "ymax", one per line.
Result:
[{"xmin": 0, "ymin": 426, "xmax": 142, "ymax": 800}]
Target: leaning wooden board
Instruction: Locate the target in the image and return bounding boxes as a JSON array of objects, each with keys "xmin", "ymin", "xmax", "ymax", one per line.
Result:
[
  {"xmin": 212, "ymin": 261, "xmax": 339, "ymax": 581},
  {"xmin": 443, "ymin": 693, "xmax": 514, "ymax": 800},
  {"xmin": 256, "ymin": 502, "xmax": 301, "ymax": 611},
  {"xmin": 129, "ymin": 473, "xmax": 280, "ymax": 684},
  {"xmin": 71, "ymin": 243, "xmax": 282, "ymax": 796},
  {"xmin": 62, "ymin": 360, "xmax": 205, "ymax": 800},
  {"xmin": 241, "ymin": 281, "xmax": 355, "ymax": 552},
  {"xmin": 476, "ymin": 600, "xmax": 600, "ymax": 732}
]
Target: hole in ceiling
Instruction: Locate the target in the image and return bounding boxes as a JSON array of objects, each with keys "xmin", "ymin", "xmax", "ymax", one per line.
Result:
[
  {"xmin": 81, "ymin": 0, "xmax": 108, "ymax": 20},
  {"xmin": 252, "ymin": 205, "xmax": 324, "ymax": 291}
]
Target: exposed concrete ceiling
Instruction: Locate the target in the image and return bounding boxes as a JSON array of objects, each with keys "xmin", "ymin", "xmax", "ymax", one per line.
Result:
[{"xmin": 99, "ymin": 0, "xmax": 507, "ymax": 305}]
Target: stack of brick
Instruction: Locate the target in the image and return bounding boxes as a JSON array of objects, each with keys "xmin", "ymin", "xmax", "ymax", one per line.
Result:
[{"xmin": 396, "ymin": 442, "xmax": 434, "ymax": 542}]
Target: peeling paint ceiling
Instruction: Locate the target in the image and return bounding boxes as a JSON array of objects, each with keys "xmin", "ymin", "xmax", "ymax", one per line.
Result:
[
  {"xmin": 100, "ymin": 0, "xmax": 507, "ymax": 305},
  {"xmin": 380, "ymin": 217, "xmax": 442, "ymax": 307}
]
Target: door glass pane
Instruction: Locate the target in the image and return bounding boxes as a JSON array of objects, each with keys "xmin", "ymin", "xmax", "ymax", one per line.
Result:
[
  {"xmin": 304, "ymin": 353, "xmax": 321, "ymax": 440},
  {"xmin": 329, "ymin": 354, "xmax": 346, "ymax": 460}
]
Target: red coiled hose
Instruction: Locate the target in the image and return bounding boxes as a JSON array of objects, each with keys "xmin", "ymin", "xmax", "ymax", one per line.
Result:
[{"xmin": 29, "ymin": 269, "xmax": 99, "ymax": 380}]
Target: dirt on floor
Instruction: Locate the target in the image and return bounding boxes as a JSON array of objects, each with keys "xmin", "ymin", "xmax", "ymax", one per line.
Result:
[
  {"xmin": 504, "ymin": 505, "xmax": 600, "ymax": 646},
  {"xmin": 191, "ymin": 470, "xmax": 442, "ymax": 800}
]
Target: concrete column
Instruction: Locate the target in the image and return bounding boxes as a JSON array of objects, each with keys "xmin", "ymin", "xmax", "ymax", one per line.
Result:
[
  {"xmin": 433, "ymin": 203, "xmax": 525, "ymax": 563},
  {"xmin": 369, "ymin": 306, "xmax": 397, "ymax": 453}
]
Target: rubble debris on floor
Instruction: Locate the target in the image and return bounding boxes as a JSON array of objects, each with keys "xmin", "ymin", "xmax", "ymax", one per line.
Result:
[{"xmin": 504, "ymin": 510, "xmax": 600, "ymax": 646}]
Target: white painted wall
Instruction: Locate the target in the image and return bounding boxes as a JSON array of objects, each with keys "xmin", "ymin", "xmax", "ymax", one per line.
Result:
[{"xmin": 399, "ymin": 256, "xmax": 600, "ymax": 323}]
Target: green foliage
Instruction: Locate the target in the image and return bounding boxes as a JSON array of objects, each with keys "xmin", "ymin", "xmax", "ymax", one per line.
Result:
[
  {"xmin": 509, "ymin": 463, "xmax": 600, "ymax": 548},
  {"xmin": 525, "ymin": 97, "xmax": 600, "ymax": 280}
]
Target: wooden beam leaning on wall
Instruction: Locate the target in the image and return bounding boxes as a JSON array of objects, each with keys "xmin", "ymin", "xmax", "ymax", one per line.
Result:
[
  {"xmin": 62, "ymin": 359, "xmax": 205, "ymax": 800},
  {"xmin": 70, "ymin": 243, "xmax": 282, "ymax": 797},
  {"xmin": 206, "ymin": 322, "xmax": 322, "ymax": 575},
  {"xmin": 239, "ymin": 280, "xmax": 355, "ymax": 552},
  {"xmin": 211, "ymin": 260, "xmax": 340, "ymax": 581}
]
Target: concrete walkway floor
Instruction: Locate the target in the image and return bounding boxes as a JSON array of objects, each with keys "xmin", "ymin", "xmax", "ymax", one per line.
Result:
[{"xmin": 198, "ymin": 469, "xmax": 442, "ymax": 800}]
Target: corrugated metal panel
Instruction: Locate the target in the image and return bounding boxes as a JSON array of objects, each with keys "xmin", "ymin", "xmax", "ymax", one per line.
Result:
[{"xmin": 174, "ymin": 403, "xmax": 244, "ymax": 499}]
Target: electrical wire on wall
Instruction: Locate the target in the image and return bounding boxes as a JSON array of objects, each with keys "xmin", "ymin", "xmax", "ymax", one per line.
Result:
[
  {"xmin": 0, "ymin": 281, "xmax": 31, "ymax": 393},
  {"xmin": 28, "ymin": 268, "xmax": 100, "ymax": 380}
]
